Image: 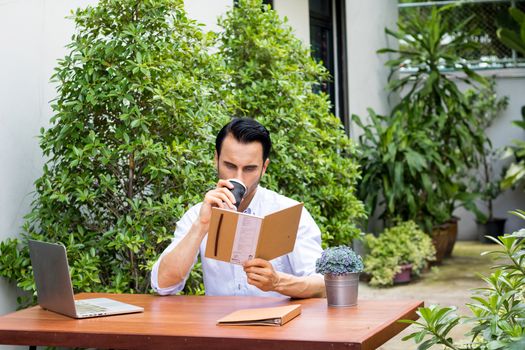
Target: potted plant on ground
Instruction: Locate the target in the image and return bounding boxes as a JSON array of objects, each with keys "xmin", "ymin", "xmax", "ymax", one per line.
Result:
[
  {"xmin": 363, "ymin": 221, "xmax": 436, "ymax": 287},
  {"xmin": 315, "ymin": 246, "xmax": 364, "ymax": 307},
  {"xmin": 463, "ymin": 80, "xmax": 509, "ymax": 243},
  {"xmin": 471, "ymin": 148, "xmax": 508, "ymax": 242}
]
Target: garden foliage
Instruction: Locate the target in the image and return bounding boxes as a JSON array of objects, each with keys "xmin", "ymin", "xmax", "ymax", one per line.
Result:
[{"xmin": 402, "ymin": 210, "xmax": 525, "ymax": 349}]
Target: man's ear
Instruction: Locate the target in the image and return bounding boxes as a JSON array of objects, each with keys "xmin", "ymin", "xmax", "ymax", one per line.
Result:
[
  {"xmin": 214, "ymin": 151, "xmax": 218, "ymax": 168},
  {"xmin": 262, "ymin": 158, "xmax": 270, "ymax": 176}
]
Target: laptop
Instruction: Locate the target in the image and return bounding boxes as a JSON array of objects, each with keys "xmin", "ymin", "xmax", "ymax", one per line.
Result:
[{"xmin": 28, "ymin": 239, "xmax": 144, "ymax": 318}]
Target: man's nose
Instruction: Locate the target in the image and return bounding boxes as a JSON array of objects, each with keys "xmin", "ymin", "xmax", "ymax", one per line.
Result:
[{"xmin": 234, "ymin": 171, "xmax": 244, "ymax": 182}]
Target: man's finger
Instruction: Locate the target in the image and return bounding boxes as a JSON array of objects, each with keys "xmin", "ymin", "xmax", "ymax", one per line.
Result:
[
  {"xmin": 243, "ymin": 258, "xmax": 269, "ymax": 268},
  {"xmin": 247, "ymin": 272, "xmax": 265, "ymax": 282},
  {"xmin": 243, "ymin": 266, "xmax": 268, "ymax": 276}
]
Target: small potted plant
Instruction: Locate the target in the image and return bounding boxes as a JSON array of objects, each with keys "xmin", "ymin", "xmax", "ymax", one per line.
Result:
[
  {"xmin": 315, "ymin": 245, "xmax": 364, "ymax": 307},
  {"xmin": 363, "ymin": 221, "xmax": 436, "ymax": 287}
]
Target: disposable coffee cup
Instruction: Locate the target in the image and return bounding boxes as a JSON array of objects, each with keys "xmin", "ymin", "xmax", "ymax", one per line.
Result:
[{"xmin": 228, "ymin": 179, "xmax": 246, "ymax": 209}]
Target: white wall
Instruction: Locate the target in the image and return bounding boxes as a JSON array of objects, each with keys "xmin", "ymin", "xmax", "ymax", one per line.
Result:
[
  {"xmin": 0, "ymin": 1, "xmax": 97, "ymax": 348},
  {"xmin": 346, "ymin": 0, "xmax": 398, "ymax": 137},
  {"xmin": 184, "ymin": 0, "xmax": 232, "ymax": 32},
  {"xmin": 274, "ymin": 0, "xmax": 310, "ymax": 45}
]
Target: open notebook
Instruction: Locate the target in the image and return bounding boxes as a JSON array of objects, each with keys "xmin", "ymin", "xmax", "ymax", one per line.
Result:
[
  {"xmin": 29, "ymin": 239, "xmax": 144, "ymax": 318},
  {"xmin": 205, "ymin": 202, "xmax": 303, "ymax": 264}
]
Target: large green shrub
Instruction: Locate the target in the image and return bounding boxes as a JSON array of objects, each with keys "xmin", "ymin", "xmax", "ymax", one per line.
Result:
[
  {"xmin": 217, "ymin": 0, "xmax": 366, "ymax": 247},
  {"xmin": 0, "ymin": 0, "xmax": 226, "ymax": 301}
]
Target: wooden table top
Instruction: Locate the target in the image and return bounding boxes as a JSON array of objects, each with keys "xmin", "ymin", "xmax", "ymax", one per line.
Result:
[{"xmin": 0, "ymin": 293, "xmax": 422, "ymax": 350}]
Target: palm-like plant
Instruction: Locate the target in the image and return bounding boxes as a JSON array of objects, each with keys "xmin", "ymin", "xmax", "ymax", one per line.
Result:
[{"xmin": 371, "ymin": 5, "xmax": 489, "ymax": 227}]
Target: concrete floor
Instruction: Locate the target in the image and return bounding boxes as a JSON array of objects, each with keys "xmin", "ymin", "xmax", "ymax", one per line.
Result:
[{"xmin": 360, "ymin": 241, "xmax": 502, "ymax": 350}]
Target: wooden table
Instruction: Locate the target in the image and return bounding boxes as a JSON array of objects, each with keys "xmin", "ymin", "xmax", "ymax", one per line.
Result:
[{"xmin": 0, "ymin": 293, "xmax": 422, "ymax": 350}]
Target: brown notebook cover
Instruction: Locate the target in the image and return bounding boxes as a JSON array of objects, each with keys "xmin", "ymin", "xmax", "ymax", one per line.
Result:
[
  {"xmin": 217, "ymin": 304, "xmax": 302, "ymax": 326},
  {"xmin": 205, "ymin": 202, "xmax": 303, "ymax": 264}
]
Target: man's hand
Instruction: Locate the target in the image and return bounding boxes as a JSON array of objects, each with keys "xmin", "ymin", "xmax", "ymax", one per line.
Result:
[
  {"xmin": 158, "ymin": 179, "xmax": 237, "ymax": 289},
  {"xmin": 243, "ymin": 258, "xmax": 281, "ymax": 292},
  {"xmin": 198, "ymin": 179, "xmax": 237, "ymax": 228}
]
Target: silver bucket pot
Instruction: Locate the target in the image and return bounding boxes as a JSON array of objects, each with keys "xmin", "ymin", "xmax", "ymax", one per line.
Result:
[{"xmin": 324, "ymin": 273, "xmax": 359, "ymax": 307}]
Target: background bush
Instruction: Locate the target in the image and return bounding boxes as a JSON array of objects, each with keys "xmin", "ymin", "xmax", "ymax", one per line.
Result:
[
  {"xmin": 0, "ymin": 0, "xmax": 227, "ymax": 301},
  {"xmin": 217, "ymin": 0, "xmax": 365, "ymax": 247}
]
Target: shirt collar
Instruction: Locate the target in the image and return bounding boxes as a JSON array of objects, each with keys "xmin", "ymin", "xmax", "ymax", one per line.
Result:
[{"xmin": 243, "ymin": 185, "xmax": 262, "ymax": 215}]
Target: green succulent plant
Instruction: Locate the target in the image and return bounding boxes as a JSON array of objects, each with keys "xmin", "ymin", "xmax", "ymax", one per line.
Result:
[{"xmin": 315, "ymin": 246, "xmax": 364, "ymax": 275}]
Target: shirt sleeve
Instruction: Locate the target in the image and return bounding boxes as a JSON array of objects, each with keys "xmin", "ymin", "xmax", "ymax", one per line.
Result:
[
  {"xmin": 287, "ymin": 207, "xmax": 323, "ymax": 277},
  {"xmin": 150, "ymin": 204, "xmax": 201, "ymax": 295}
]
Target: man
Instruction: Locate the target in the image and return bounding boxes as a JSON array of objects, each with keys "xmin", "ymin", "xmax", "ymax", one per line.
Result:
[{"xmin": 151, "ymin": 118, "xmax": 325, "ymax": 298}]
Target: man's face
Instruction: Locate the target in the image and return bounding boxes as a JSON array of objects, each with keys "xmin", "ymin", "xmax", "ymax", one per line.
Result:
[{"xmin": 215, "ymin": 134, "xmax": 269, "ymax": 203}]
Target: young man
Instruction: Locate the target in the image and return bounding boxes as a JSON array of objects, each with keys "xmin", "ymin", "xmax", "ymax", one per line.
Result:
[{"xmin": 151, "ymin": 118, "xmax": 325, "ymax": 298}]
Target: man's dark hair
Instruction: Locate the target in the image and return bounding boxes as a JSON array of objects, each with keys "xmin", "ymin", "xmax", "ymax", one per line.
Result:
[{"xmin": 215, "ymin": 118, "xmax": 272, "ymax": 161}]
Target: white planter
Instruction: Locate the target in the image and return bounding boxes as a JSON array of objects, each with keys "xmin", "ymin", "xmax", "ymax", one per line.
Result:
[{"xmin": 324, "ymin": 273, "xmax": 359, "ymax": 307}]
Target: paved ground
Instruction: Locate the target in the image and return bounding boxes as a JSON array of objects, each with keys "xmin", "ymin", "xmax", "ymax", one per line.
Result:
[{"xmin": 360, "ymin": 241, "xmax": 502, "ymax": 350}]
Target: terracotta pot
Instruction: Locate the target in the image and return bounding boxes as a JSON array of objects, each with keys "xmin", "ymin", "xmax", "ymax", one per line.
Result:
[
  {"xmin": 444, "ymin": 217, "xmax": 459, "ymax": 257},
  {"xmin": 431, "ymin": 224, "xmax": 450, "ymax": 265},
  {"xmin": 393, "ymin": 264, "xmax": 412, "ymax": 284}
]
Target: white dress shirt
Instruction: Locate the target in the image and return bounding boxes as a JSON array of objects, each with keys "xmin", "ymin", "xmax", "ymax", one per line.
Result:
[{"xmin": 151, "ymin": 186, "xmax": 323, "ymax": 297}]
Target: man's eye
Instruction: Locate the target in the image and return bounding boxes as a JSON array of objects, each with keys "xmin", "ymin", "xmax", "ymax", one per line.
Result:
[
  {"xmin": 225, "ymin": 163, "xmax": 236, "ymax": 169},
  {"xmin": 245, "ymin": 167, "xmax": 257, "ymax": 172}
]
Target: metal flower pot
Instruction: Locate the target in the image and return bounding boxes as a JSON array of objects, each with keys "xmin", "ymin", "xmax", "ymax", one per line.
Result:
[{"xmin": 324, "ymin": 273, "xmax": 359, "ymax": 307}]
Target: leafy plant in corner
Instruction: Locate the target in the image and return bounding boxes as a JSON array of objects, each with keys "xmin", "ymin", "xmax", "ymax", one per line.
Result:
[
  {"xmin": 401, "ymin": 209, "xmax": 525, "ymax": 349},
  {"xmin": 497, "ymin": 7, "xmax": 525, "ymax": 56},
  {"xmin": 498, "ymin": 7, "xmax": 525, "ymax": 192},
  {"xmin": 363, "ymin": 221, "xmax": 435, "ymax": 287},
  {"xmin": 0, "ymin": 0, "xmax": 227, "ymax": 303},
  {"xmin": 217, "ymin": 0, "xmax": 366, "ymax": 247},
  {"xmin": 501, "ymin": 108, "xmax": 525, "ymax": 191}
]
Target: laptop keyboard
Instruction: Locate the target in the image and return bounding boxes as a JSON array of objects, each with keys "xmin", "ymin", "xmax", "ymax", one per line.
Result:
[{"xmin": 75, "ymin": 301, "xmax": 108, "ymax": 314}]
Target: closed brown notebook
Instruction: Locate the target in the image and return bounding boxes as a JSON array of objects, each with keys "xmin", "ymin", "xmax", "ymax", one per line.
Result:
[
  {"xmin": 217, "ymin": 304, "xmax": 301, "ymax": 326},
  {"xmin": 205, "ymin": 203, "xmax": 303, "ymax": 265}
]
